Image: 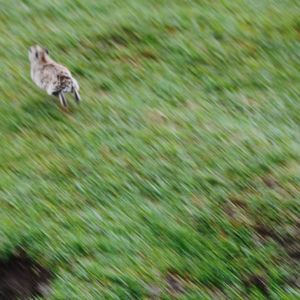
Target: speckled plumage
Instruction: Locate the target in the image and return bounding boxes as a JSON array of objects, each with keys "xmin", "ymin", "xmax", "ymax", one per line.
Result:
[{"xmin": 29, "ymin": 45, "xmax": 80, "ymax": 108}]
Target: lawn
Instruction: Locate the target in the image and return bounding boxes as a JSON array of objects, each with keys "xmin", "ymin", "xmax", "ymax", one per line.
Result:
[{"xmin": 0, "ymin": 0, "xmax": 300, "ymax": 299}]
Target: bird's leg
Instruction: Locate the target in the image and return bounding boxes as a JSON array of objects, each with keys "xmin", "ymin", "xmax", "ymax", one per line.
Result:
[
  {"xmin": 58, "ymin": 92, "xmax": 68, "ymax": 108},
  {"xmin": 74, "ymin": 89, "xmax": 81, "ymax": 104}
]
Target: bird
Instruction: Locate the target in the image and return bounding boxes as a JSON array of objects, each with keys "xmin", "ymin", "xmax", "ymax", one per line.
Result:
[{"xmin": 28, "ymin": 45, "xmax": 80, "ymax": 108}]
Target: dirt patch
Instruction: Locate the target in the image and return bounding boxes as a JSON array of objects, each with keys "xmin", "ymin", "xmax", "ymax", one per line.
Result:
[
  {"xmin": 253, "ymin": 223, "xmax": 278, "ymax": 241},
  {"xmin": 243, "ymin": 274, "xmax": 270, "ymax": 296},
  {"xmin": 254, "ymin": 222, "xmax": 300, "ymax": 259},
  {"xmin": 222, "ymin": 199, "xmax": 252, "ymax": 227},
  {"xmin": 145, "ymin": 284, "xmax": 161, "ymax": 300},
  {"xmin": 286, "ymin": 271, "xmax": 300, "ymax": 289},
  {"xmin": 139, "ymin": 49, "xmax": 159, "ymax": 60},
  {"xmin": 253, "ymin": 220, "xmax": 300, "ymax": 291},
  {"xmin": 262, "ymin": 175, "xmax": 279, "ymax": 189},
  {"xmin": 164, "ymin": 25, "xmax": 180, "ymax": 35},
  {"xmin": 96, "ymin": 27, "xmax": 141, "ymax": 48},
  {"xmin": 0, "ymin": 250, "xmax": 52, "ymax": 300},
  {"xmin": 146, "ymin": 109, "xmax": 168, "ymax": 125},
  {"xmin": 166, "ymin": 271, "xmax": 185, "ymax": 296}
]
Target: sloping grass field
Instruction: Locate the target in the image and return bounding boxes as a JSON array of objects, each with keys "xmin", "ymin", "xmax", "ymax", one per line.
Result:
[{"xmin": 0, "ymin": 0, "xmax": 300, "ymax": 298}]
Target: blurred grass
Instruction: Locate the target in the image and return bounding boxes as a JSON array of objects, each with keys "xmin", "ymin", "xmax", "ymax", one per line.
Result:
[{"xmin": 0, "ymin": 0, "xmax": 300, "ymax": 298}]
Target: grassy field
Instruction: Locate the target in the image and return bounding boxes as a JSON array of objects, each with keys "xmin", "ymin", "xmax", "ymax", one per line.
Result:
[{"xmin": 0, "ymin": 0, "xmax": 300, "ymax": 298}]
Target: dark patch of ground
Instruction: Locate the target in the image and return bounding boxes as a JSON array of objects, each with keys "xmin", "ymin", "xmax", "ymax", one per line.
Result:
[{"xmin": 0, "ymin": 250, "xmax": 52, "ymax": 300}]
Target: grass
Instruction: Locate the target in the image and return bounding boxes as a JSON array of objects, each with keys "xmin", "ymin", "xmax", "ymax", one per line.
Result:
[{"xmin": 0, "ymin": 0, "xmax": 300, "ymax": 298}]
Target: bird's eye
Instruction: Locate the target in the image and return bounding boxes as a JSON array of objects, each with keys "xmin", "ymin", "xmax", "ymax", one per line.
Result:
[
  {"xmin": 45, "ymin": 48, "xmax": 49, "ymax": 54},
  {"xmin": 35, "ymin": 52, "xmax": 38, "ymax": 59}
]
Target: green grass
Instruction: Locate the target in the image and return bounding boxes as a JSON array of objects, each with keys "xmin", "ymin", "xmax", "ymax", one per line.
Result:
[{"xmin": 0, "ymin": 0, "xmax": 300, "ymax": 298}]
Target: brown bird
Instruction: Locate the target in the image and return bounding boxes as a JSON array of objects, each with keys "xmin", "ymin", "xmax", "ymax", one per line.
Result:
[{"xmin": 29, "ymin": 45, "xmax": 80, "ymax": 108}]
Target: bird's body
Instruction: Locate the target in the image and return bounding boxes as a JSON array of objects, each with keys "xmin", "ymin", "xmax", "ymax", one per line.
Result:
[{"xmin": 29, "ymin": 45, "xmax": 80, "ymax": 108}]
